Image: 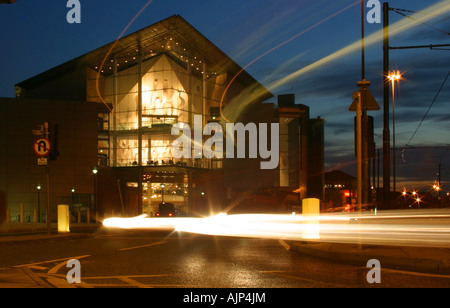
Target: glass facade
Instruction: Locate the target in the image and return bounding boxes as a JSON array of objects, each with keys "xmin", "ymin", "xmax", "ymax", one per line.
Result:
[
  {"xmin": 87, "ymin": 51, "xmax": 231, "ymax": 214},
  {"xmin": 88, "ymin": 53, "xmax": 228, "ymax": 170}
]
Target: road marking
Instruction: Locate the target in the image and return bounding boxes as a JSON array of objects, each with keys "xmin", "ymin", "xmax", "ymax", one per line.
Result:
[
  {"xmin": 365, "ymin": 266, "xmax": 450, "ymax": 279},
  {"xmin": 21, "ymin": 266, "xmax": 54, "ymax": 288},
  {"xmin": 13, "ymin": 255, "xmax": 90, "ymax": 268},
  {"xmin": 13, "ymin": 255, "xmax": 91, "ymax": 288},
  {"xmin": 117, "ymin": 276, "xmax": 149, "ymax": 288},
  {"xmin": 118, "ymin": 241, "xmax": 167, "ymax": 251},
  {"xmin": 71, "ymin": 274, "xmax": 185, "ymax": 288},
  {"xmin": 27, "ymin": 265, "xmax": 48, "ymax": 271},
  {"xmin": 46, "ymin": 276, "xmax": 78, "ymax": 288},
  {"xmin": 278, "ymin": 239, "xmax": 290, "ymax": 251},
  {"xmin": 260, "ymin": 270, "xmax": 348, "ymax": 288}
]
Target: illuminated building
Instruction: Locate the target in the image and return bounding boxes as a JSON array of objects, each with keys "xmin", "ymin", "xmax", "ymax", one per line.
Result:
[{"xmin": 2, "ymin": 15, "xmax": 324, "ymax": 220}]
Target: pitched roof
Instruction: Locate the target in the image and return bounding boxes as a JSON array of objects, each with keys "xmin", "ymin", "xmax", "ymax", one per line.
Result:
[{"xmin": 16, "ymin": 15, "xmax": 272, "ymax": 101}]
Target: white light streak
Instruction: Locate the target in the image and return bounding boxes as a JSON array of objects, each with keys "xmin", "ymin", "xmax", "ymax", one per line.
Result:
[{"xmin": 102, "ymin": 210, "xmax": 450, "ymax": 248}]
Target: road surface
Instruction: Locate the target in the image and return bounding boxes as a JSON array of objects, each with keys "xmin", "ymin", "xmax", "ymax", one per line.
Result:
[{"xmin": 0, "ymin": 228, "xmax": 449, "ymax": 289}]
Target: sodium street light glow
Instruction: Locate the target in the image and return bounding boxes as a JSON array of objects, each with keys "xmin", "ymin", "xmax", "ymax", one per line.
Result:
[
  {"xmin": 388, "ymin": 70, "xmax": 402, "ymax": 82},
  {"xmin": 388, "ymin": 69, "xmax": 402, "ymax": 193}
]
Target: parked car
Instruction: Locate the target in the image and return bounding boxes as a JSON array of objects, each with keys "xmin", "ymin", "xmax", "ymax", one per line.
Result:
[{"xmin": 155, "ymin": 202, "xmax": 175, "ymax": 217}]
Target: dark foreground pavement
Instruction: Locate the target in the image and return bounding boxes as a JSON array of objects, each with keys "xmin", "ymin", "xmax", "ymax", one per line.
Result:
[{"xmin": 0, "ymin": 223, "xmax": 449, "ymax": 288}]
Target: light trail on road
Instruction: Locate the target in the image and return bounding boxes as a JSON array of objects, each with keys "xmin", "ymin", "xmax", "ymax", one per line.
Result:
[{"xmin": 102, "ymin": 209, "xmax": 450, "ymax": 248}]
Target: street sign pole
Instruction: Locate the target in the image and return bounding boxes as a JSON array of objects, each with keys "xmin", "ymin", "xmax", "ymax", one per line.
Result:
[
  {"xmin": 350, "ymin": 80, "xmax": 380, "ymax": 209},
  {"xmin": 44, "ymin": 122, "xmax": 51, "ymax": 234},
  {"xmin": 356, "ymin": 91, "xmax": 362, "ymax": 210}
]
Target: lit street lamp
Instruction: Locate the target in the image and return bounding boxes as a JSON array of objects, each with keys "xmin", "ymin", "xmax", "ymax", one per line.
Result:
[
  {"xmin": 37, "ymin": 184, "xmax": 41, "ymax": 222},
  {"xmin": 92, "ymin": 168, "xmax": 98, "ymax": 214},
  {"xmin": 71, "ymin": 187, "xmax": 76, "ymax": 214},
  {"xmin": 388, "ymin": 70, "xmax": 402, "ymax": 193},
  {"xmin": 433, "ymin": 181, "xmax": 441, "ymax": 208}
]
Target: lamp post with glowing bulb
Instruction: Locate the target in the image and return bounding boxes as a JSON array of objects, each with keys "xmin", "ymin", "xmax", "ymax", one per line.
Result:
[
  {"xmin": 433, "ymin": 181, "xmax": 441, "ymax": 208},
  {"xmin": 388, "ymin": 70, "xmax": 402, "ymax": 194},
  {"xmin": 37, "ymin": 185, "xmax": 42, "ymax": 222},
  {"xmin": 92, "ymin": 168, "xmax": 98, "ymax": 215}
]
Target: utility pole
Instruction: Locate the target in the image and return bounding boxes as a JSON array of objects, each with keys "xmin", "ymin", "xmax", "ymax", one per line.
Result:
[
  {"xmin": 438, "ymin": 163, "xmax": 442, "ymax": 208},
  {"xmin": 349, "ymin": 1, "xmax": 379, "ymax": 210},
  {"xmin": 382, "ymin": 2, "xmax": 391, "ymax": 210},
  {"xmin": 359, "ymin": 0, "xmax": 365, "ymax": 210},
  {"xmin": 355, "ymin": 90, "xmax": 362, "ymax": 209}
]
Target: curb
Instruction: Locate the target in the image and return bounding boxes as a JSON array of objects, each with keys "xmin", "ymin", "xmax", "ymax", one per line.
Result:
[
  {"xmin": 0, "ymin": 223, "xmax": 101, "ymax": 234},
  {"xmin": 288, "ymin": 241, "xmax": 450, "ymax": 276},
  {"xmin": 0, "ymin": 233, "xmax": 92, "ymax": 246}
]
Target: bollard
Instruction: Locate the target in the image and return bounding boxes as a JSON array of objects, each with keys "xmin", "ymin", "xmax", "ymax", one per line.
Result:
[
  {"xmin": 302, "ymin": 198, "xmax": 320, "ymax": 239},
  {"xmin": 57, "ymin": 204, "xmax": 70, "ymax": 233}
]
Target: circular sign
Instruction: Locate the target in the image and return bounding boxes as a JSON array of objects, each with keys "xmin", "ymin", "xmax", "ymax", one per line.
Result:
[{"xmin": 33, "ymin": 138, "xmax": 51, "ymax": 157}]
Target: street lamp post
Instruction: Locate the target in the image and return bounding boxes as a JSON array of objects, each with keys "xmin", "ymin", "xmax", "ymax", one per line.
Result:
[
  {"xmin": 37, "ymin": 185, "xmax": 41, "ymax": 223},
  {"xmin": 388, "ymin": 70, "xmax": 401, "ymax": 194},
  {"xmin": 92, "ymin": 169, "xmax": 98, "ymax": 217},
  {"xmin": 71, "ymin": 187, "xmax": 76, "ymax": 214},
  {"xmin": 433, "ymin": 181, "xmax": 441, "ymax": 208}
]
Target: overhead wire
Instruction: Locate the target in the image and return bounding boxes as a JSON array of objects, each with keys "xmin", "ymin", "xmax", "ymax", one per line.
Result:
[
  {"xmin": 391, "ymin": 7, "xmax": 450, "ymax": 36},
  {"xmin": 402, "ymin": 71, "xmax": 450, "ymax": 163}
]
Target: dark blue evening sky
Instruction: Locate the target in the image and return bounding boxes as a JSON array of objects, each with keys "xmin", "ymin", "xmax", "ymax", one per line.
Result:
[{"xmin": 1, "ymin": 0, "xmax": 449, "ymax": 189}]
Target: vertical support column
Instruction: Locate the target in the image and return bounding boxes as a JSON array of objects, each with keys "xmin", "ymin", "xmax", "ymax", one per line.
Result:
[
  {"xmin": 202, "ymin": 62, "xmax": 207, "ymax": 124},
  {"xmin": 112, "ymin": 58, "xmax": 118, "ymax": 167},
  {"xmin": 137, "ymin": 43, "xmax": 143, "ymax": 215},
  {"xmin": 356, "ymin": 92, "xmax": 362, "ymax": 209},
  {"xmin": 362, "ymin": 109, "xmax": 369, "ymax": 205},
  {"xmin": 187, "ymin": 64, "xmax": 193, "ymax": 164},
  {"xmin": 382, "ymin": 2, "xmax": 391, "ymax": 209},
  {"xmin": 202, "ymin": 63, "xmax": 209, "ymax": 169}
]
